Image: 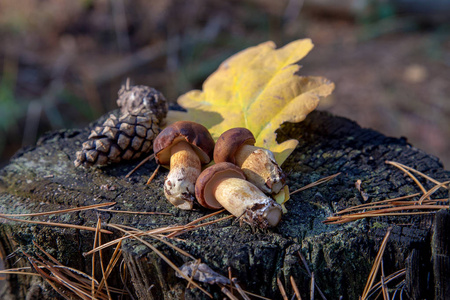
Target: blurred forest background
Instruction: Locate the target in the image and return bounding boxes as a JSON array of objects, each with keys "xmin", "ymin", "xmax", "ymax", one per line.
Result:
[{"xmin": 0, "ymin": 0, "xmax": 449, "ymax": 169}]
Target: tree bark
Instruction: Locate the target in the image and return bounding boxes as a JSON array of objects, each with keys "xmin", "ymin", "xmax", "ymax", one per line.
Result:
[{"xmin": 0, "ymin": 110, "xmax": 448, "ymax": 299}]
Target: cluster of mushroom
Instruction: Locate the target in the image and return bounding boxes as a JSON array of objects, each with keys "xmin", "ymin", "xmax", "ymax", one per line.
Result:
[{"xmin": 152, "ymin": 121, "xmax": 287, "ymax": 228}]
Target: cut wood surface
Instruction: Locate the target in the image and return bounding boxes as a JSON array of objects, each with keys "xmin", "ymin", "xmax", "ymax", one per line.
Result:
[{"xmin": 0, "ymin": 110, "xmax": 448, "ymax": 299}]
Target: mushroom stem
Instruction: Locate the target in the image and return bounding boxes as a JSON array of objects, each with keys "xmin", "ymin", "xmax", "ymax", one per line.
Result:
[
  {"xmin": 213, "ymin": 177, "xmax": 282, "ymax": 228},
  {"xmin": 235, "ymin": 145, "xmax": 286, "ymax": 194},
  {"xmin": 164, "ymin": 141, "xmax": 201, "ymax": 210}
]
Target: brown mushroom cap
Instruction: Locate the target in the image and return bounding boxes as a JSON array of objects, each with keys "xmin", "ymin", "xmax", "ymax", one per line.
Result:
[
  {"xmin": 213, "ymin": 128, "xmax": 255, "ymax": 164},
  {"xmin": 153, "ymin": 121, "xmax": 215, "ymax": 165},
  {"xmin": 195, "ymin": 162, "xmax": 245, "ymax": 209}
]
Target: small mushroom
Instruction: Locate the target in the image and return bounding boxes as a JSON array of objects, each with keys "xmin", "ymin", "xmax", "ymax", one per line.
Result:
[
  {"xmin": 214, "ymin": 128, "xmax": 286, "ymax": 195},
  {"xmin": 195, "ymin": 162, "xmax": 282, "ymax": 228},
  {"xmin": 153, "ymin": 121, "xmax": 215, "ymax": 210}
]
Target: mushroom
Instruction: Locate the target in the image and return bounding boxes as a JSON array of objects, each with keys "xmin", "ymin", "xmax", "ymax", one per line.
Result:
[
  {"xmin": 214, "ymin": 128, "xmax": 286, "ymax": 195},
  {"xmin": 153, "ymin": 121, "xmax": 215, "ymax": 210},
  {"xmin": 195, "ymin": 162, "xmax": 282, "ymax": 228}
]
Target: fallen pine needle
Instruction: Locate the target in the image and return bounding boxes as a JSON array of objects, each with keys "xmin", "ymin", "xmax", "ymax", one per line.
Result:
[
  {"xmin": 298, "ymin": 252, "xmax": 327, "ymax": 300},
  {"xmin": 290, "ymin": 173, "xmax": 341, "ymax": 196},
  {"xmin": 146, "ymin": 164, "xmax": 160, "ymax": 185},
  {"xmin": 111, "ymin": 223, "xmax": 195, "ymax": 259},
  {"xmin": 361, "ymin": 227, "xmax": 392, "ymax": 300},
  {"xmin": 366, "ymin": 269, "xmax": 406, "ymax": 299},
  {"xmin": 0, "ymin": 269, "xmax": 39, "ymax": 277},
  {"xmin": 0, "ymin": 202, "xmax": 116, "ymax": 218},
  {"xmin": 324, "ymin": 204, "xmax": 448, "ymax": 224},
  {"xmin": 107, "ymin": 223, "xmax": 213, "ymax": 298},
  {"xmin": 91, "ymin": 218, "xmax": 100, "ymax": 297},
  {"xmin": 83, "ymin": 225, "xmax": 188, "ymax": 256},
  {"xmin": 324, "ymin": 161, "xmax": 449, "ymax": 224},
  {"xmin": 277, "ymin": 277, "xmax": 288, "ymax": 300},
  {"xmin": 0, "ymin": 215, "xmax": 112, "ymax": 234},
  {"xmin": 86, "ymin": 211, "xmax": 231, "ymax": 256},
  {"xmin": 125, "ymin": 153, "xmax": 154, "ymax": 178},
  {"xmin": 380, "ymin": 259, "xmax": 389, "ymax": 300},
  {"xmin": 334, "ymin": 194, "xmax": 421, "ymax": 215},
  {"xmin": 290, "ymin": 275, "xmax": 302, "ymax": 300},
  {"xmin": 96, "ymin": 208, "xmax": 171, "ymax": 216},
  {"xmin": 385, "ymin": 161, "xmax": 429, "ymax": 201},
  {"xmin": 385, "ymin": 160, "xmax": 441, "ymax": 185},
  {"xmin": 221, "ymin": 285, "xmax": 239, "ymax": 300},
  {"xmin": 232, "ymin": 277, "xmax": 251, "ymax": 300}
]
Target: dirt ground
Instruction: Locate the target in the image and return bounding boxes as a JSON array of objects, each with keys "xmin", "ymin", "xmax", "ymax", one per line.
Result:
[
  {"xmin": 302, "ymin": 18, "xmax": 450, "ymax": 168},
  {"xmin": 0, "ymin": 1, "xmax": 449, "ymax": 168}
]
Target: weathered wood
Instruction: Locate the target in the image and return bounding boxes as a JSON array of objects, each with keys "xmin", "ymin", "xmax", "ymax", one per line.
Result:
[
  {"xmin": 0, "ymin": 110, "xmax": 448, "ymax": 299},
  {"xmin": 432, "ymin": 209, "xmax": 450, "ymax": 299}
]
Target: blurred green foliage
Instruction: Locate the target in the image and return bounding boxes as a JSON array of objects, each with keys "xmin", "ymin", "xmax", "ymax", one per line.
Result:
[{"xmin": 0, "ymin": 61, "xmax": 24, "ymax": 155}]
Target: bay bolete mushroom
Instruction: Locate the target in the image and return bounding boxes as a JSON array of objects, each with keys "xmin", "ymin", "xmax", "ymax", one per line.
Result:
[
  {"xmin": 214, "ymin": 128, "xmax": 286, "ymax": 195},
  {"xmin": 195, "ymin": 162, "xmax": 282, "ymax": 228},
  {"xmin": 153, "ymin": 121, "xmax": 214, "ymax": 210}
]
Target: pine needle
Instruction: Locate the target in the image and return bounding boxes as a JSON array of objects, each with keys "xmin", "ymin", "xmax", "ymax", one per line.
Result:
[
  {"xmin": 186, "ymin": 259, "xmax": 201, "ymax": 289},
  {"xmin": 91, "ymin": 217, "xmax": 100, "ymax": 297},
  {"xmin": 324, "ymin": 161, "xmax": 449, "ymax": 224},
  {"xmin": 310, "ymin": 272, "xmax": 315, "ymax": 300},
  {"xmin": 33, "ymin": 242, "xmax": 100, "ymax": 286},
  {"xmin": 334, "ymin": 194, "xmax": 421, "ymax": 215},
  {"xmin": 0, "ymin": 269, "xmax": 39, "ymax": 277},
  {"xmin": 385, "ymin": 161, "xmax": 429, "ymax": 200},
  {"xmin": 361, "ymin": 227, "xmax": 392, "ymax": 300},
  {"xmin": 146, "ymin": 164, "xmax": 160, "ymax": 185},
  {"xmin": 96, "ymin": 241, "xmax": 122, "ymax": 296},
  {"xmin": 232, "ymin": 277, "xmax": 251, "ymax": 300},
  {"xmin": 298, "ymin": 252, "xmax": 327, "ymax": 300},
  {"xmin": 125, "ymin": 153, "xmax": 154, "ymax": 178},
  {"xmin": 23, "ymin": 252, "xmax": 94, "ymax": 300},
  {"xmin": 366, "ymin": 269, "xmax": 406, "ymax": 299},
  {"xmin": 97, "ymin": 217, "xmax": 112, "ymax": 299},
  {"xmin": 385, "ymin": 160, "xmax": 441, "ymax": 185},
  {"xmin": 290, "ymin": 173, "xmax": 341, "ymax": 195},
  {"xmin": 32, "ymin": 241, "xmax": 59, "ymax": 265},
  {"xmin": 25, "ymin": 254, "xmax": 75, "ymax": 300},
  {"xmin": 221, "ymin": 285, "xmax": 239, "ymax": 300},
  {"xmin": 418, "ymin": 181, "xmax": 450, "ymax": 205},
  {"xmin": 83, "ymin": 225, "xmax": 188, "ymax": 256},
  {"xmin": 324, "ymin": 204, "xmax": 448, "ymax": 224},
  {"xmin": 380, "ymin": 259, "xmax": 389, "ymax": 300},
  {"xmin": 96, "ymin": 208, "xmax": 171, "ymax": 215},
  {"xmin": 290, "ymin": 275, "xmax": 302, "ymax": 300},
  {"xmin": 0, "ymin": 215, "xmax": 112, "ymax": 234},
  {"xmin": 0, "ymin": 202, "xmax": 116, "ymax": 217},
  {"xmin": 277, "ymin": 277, "xmax": 289, "ymax": 300},
  {"xmin": 165, "ymin": 214, "xmax": 234, "ymax": 238},
  {"xmin": 106, "ymin": 223, "xmax": 213, "ymax": 298},
  {"xmin": 113, "ymin": 223, "xmax": 196, "ymax": 259}
]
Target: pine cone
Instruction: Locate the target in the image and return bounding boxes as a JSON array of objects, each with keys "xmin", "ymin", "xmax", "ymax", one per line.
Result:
[
  {"xmin": 74, "ymin": 109, "xmax": 160, "ymax": 167},
  {"xmin": 117, "ymin": 84, "xmax": 168, "ymax": 121},
  {"xmin": 74, "ymin": 84, "xmax": 168, "ymax": 168}
]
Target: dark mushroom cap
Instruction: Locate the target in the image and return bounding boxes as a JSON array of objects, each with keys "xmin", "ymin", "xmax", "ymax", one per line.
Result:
[
  {"xmin": 153, "ymin": 121, "xmax": 215, "ymax": 165},
  {"xmin": 213, "ymin": 128, "xmax": 255, "ymax": 164},
  {"xmin": 195, "ymin": 162, "xmax": 245, "ymax": 209}
]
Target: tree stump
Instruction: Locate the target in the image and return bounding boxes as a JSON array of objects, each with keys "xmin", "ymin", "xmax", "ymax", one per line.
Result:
[{"xmin": 0, "ymin": 110, "xmax": 448, "ymax": 299}]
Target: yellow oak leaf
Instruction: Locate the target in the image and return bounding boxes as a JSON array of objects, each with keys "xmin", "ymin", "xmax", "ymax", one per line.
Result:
[{"xmin": 176, "ymin": 39, "xmax": 334, "ymax": 164}]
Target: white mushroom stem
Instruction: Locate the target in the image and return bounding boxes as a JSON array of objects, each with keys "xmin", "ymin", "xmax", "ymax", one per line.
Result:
[
  {"xmin": 235, "ymin": 144, "xmax": 286, "ymax": 194},
  {"xmin": 213, "ymin": 177, "xmax": 282, "ymax": 228},
  {"xmin": 164, "ymin": 141, "xmax": 201, "ymax": 210}
]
